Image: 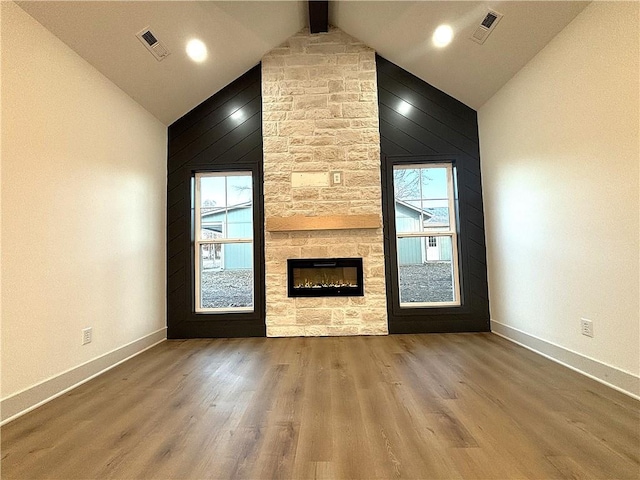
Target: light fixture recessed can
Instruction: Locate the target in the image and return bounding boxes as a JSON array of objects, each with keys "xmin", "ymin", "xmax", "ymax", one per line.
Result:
[
  {"xmin": 186, "ymin": 39, "xmax": 207, "ymax": 62},
  {"xmin": 433, "ymin": 25, "xmax": 454, "ymax": 48}
]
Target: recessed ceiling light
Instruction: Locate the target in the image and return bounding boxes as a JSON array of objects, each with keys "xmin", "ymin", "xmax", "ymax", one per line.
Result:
[
  {"xmin": 186, "ymin": 39, "xmax": 207, "ymax": 62},
  {"xmin": 433, "ymin": 25, "xmax": 454, "ymax": 48}
]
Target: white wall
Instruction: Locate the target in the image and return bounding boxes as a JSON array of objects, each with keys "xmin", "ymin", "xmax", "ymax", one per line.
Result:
[
  {"xmin": 1, "ymin": 2, "xmax": 167, "ymax": 412},
  {"xmin": 479, "ymin": 2, "xmax": 639, "ymax": 395}
]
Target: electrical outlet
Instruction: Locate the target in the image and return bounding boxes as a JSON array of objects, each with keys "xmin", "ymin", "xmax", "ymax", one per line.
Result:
[
  {"xmin": 580, "ymin": 318, "xmax": 594, "ymax": 338},
  {"xmin": 331, "ymin": 171, "xmax": 342, "ymax": 186},
  {"xmin": 82, "ymin": 327, "xmax": 92, "ymax": 345}
]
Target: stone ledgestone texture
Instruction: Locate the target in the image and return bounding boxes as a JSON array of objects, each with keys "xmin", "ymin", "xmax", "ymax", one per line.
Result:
[{"xmin": 262, "ymin": 27, "xmax": 388, "ymax": 337}]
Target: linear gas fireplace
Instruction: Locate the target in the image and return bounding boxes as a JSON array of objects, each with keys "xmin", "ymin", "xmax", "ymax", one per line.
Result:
[{"xmin": 287, "ymin": 258, "xmax": 364, "ymax": 298}]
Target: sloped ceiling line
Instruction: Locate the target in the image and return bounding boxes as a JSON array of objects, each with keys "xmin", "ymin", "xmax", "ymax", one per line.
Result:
[{"xmin": 17, "ymin": 1, "xmax": 588, "ymax": 125}]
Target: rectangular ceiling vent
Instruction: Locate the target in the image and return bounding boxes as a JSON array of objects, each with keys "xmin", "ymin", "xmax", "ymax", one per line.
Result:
[
  {"xmin": 136, "ymin": 27, "xmax": 170, "ymax": 61},
  {"xmin": 470, "ymin": 10, "xmax": 503, "ymax": 44}
]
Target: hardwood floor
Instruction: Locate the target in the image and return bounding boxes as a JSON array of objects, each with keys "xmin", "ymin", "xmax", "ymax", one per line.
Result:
[{"xmin": 2, "ymin": 333, "xmax": 639, "ymax": 479}]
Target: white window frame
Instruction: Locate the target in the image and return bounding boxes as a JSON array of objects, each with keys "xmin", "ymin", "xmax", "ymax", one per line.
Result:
[
  {"xmin": 194, "ymin": 171, "xmax": 254, "ymax": 313},
  {"xmin": 394, "ymin": 162, "xmax": 461, "ymax": 308}
]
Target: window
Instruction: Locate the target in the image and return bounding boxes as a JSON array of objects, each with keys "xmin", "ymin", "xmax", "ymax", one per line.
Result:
[
  {"xmin": 392, "ymin": 163, "xmax": 461, "ymax": 307},
  {"xmin": 194, "ymin": 172, "xmax": 254, "ymax": 312}
]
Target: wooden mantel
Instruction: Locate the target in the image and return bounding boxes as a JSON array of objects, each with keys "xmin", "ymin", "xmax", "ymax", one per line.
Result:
[{"xmin": 266, "ymin": 214, "xmax": 381, "ymax": 232}]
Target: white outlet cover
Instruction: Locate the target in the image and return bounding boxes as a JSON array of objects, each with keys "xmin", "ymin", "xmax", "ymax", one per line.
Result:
[
  {"xmin": 580, "ymin": 318, "xmax": 594, "ymax": 337},
  {"xmin": 82, "ymin": 327, "xmax": 92, "ymax": 345}
]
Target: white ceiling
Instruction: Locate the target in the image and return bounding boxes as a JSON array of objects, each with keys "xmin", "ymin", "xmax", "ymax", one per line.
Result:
[{"xmin": 17, "ymin": 1, "xmax": 589, "ymax": 125}]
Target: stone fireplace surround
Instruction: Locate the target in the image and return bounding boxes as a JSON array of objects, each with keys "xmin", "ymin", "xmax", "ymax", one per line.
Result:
[{"xmin": 262, "ymin": 27, "xmax": 388, "ymax": 337}]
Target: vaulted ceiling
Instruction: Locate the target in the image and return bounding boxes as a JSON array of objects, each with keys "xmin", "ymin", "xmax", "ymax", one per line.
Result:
[{"xmin": 17, "ymin": 1, "xmax": 589, "ymax": 125}]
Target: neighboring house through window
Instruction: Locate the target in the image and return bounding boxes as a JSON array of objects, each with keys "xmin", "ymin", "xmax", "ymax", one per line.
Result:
[
  {"xmin": 194, "ymin": 172, "xmax": 254, "ymax": 313},
  {"xmin": 392, "ymin": 162, "xmax": 461, "ymax": 307}
]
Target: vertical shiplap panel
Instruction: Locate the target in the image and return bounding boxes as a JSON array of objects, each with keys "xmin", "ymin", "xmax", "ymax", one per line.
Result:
[
  {"xmin": 166, "ymin": 65, "xmax": 265, "ymax": 338},
  {"xmin": 377, "ymin": 55, "xmax": 490, "ymax": 333}
]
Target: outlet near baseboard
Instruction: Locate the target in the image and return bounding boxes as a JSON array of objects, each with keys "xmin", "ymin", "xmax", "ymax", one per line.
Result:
[
  {"xmin": 82, "ymin": 327, "xmax": 92, "ymax": 345},
  {"xmin": 580, "ymin": 318, "xmax": 594, "ymax": 338}
]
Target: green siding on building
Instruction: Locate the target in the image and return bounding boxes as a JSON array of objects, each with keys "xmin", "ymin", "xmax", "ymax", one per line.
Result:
[
  {"xmin": 395, "ymin": 203, "xmax": 452, "ymax": 264},
  {"xmin": 202, "ymin": 205, "xmax": 253, "ymax": 270},
  {"xmin": 395, "ymin": 203, "xmax": 422, "ymax": 265},
  {"xmin": 398, "ymin": 237, "xmax": 423, "ymax": 265}
]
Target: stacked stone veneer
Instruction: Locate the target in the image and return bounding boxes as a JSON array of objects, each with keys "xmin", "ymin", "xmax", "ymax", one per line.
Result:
[{"xmin": 262, "ymin": 27, "xmax": 388, "ymax": 337}]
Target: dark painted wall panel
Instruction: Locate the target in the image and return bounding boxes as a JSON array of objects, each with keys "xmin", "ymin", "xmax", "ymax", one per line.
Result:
[
  {"xmin": 189, "ymin": 124, "xmax": 262, "ymax": 166},
  {"xmin": 166, "ymin": 64, "xmax": 265, "ymax": 338},
  {"xmin": 377, "ymin": 55, "xmax": 490, "ymax": 334},
  {"xmin": 170, "ymin": 69, "xmax": 259, "ymax": 140},
  {"xmin": 378, "ymin": 88, "xmax": 479, "ymax": 155},
  {"xmin": 170, "ymin": 83, "xmax": 261, "ymax": 156},
  {"xmin": 376, "ymin": 57, "xmax": 476, "ymax": 125},
  {"xmin": 376, "ymin": 70, "xmax": 479, "ymax": 142},
  {"xmin": 169, "ymin": 98, "xmax": 262, "ymax": 171}
]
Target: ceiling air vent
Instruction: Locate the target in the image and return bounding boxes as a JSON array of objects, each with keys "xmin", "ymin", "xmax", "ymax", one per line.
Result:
[
  {"xmin": 470, "ymin": 10, "xmax": 503, "ymax": 45},
  {"xmin": 136, "ymin": 27, "xmax": 170, "ymax": 61}
]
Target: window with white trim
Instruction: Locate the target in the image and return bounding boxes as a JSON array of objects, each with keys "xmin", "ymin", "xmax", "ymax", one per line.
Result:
[
  {"xmin": 393, "ymin": 163, "xmax": 461, "ymax": 307},
  {"xmin": 194, "ymin": 172, "xmax": 254, "ymax": 312}
]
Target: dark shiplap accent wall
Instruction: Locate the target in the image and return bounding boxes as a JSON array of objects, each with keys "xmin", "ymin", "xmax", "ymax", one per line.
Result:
[
  {"xmin": 376, "ymin": 55, "xmax": 490, "ymax": 333},
  {"xmin": 167, "ymin": 65, "xmax": 265, "ymax": 338},
  {"xmin": 308, "ymin": 1, "xmax": 329, "ymax": 34}
]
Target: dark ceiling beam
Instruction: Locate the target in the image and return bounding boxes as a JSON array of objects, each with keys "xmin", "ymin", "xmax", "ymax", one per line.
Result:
[{"xmin": 309, "ymin": 1, "xmax": 329, "ymax": 34}]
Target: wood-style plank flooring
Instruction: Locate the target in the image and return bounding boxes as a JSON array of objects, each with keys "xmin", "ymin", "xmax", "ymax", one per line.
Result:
[{"xmin": 2, "ymin": 333, "xmax": 639, "ymax": 479}]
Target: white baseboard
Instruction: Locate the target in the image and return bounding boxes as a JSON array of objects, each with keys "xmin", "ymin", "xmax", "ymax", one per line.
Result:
[
  {"xmin": 491, "ymin": 320, "xmax": 639, "ymax": 400},
  {"xmin": 1, "ymin": 327, "xmax": 167, "ymax": 425}
]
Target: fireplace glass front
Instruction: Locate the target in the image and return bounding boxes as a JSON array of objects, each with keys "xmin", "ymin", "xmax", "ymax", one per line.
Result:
[{"xmin": 287, "ymin": 258, "xmax": 364, "ymax": 297}]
